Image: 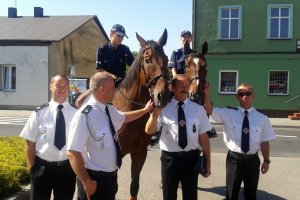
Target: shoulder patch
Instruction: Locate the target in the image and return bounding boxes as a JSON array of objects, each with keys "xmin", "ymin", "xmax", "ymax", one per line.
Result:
[
  {"xmin": 81, "ymin": 105, "xmax": 93, "ymax": 115},
  {"xmin": 35, "ymin": 103, "xmax": 49, "ymax": 112},
  {"xmin": 226, "ymin": 106, "xmax": 238, "ymax": 110}
]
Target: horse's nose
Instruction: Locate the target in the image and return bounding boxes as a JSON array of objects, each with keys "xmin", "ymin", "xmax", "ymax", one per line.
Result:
[{"xmin": 156, "ymin": 91, "xmax": 171, "ymax": 107}]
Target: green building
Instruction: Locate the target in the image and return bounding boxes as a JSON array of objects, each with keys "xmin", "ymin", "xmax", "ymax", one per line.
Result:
[{"xmin": 192, "ymin": 0, "xmax": 300, "ymax": 117}]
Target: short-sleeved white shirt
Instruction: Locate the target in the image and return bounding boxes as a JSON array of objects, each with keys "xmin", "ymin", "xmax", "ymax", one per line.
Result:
[
  {"xmin": 20, "ymin": 100, "xmax": 77, "ymax": 162},
  {"xmin": 157, "ymin": 98, "xmax": 212, "ymax": 152},
  {"xmin": 67, "ymin": 96, "xmax": 125, "ymax": 172},
  {"xmin": 211, "ymin": 106, "xmax": 276, "ymax": 154}
]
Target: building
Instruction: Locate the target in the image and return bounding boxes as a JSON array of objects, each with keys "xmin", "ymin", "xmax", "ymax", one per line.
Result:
[
  {"xmin": 192, "ymin": 0, "xmax": 300, "ymax": 117},
  {"xmin": 0, "ymin": 7, "xmax": 108, "ymax": 110}
]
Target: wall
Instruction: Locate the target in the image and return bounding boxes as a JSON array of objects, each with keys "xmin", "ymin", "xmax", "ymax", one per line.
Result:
[
  {"xmin": 53, "ymin": 19, "xmax": 108, "ymax": 79},
  {"xmin": 0, "ymin": 46, "xmax": 48, "ymax": 109}
]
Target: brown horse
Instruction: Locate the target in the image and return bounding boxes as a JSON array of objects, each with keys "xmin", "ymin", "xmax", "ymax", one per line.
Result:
[
  {"xmin": 112, "ymin": 29, "xmax": 171, "ymax": 200},
  {"xmin": 184, "ymin": 42, "xmax": 217, "ymax": 138},
  {"xmin": 184, "ymin": 41, "xmax": 208, "ymax": 105}
]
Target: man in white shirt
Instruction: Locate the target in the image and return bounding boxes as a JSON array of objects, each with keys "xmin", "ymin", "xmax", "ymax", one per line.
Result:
[
  {"xmin": 67, "ymin": 72, "xmax": 153, "ymax": 200},
  {"xmin": 145, "ymin": 74, "xmax": 212, "ymax": 200},
  {"xmin": 206, "ymin": 83, "xmax": 276, "ymax": 200},
  {"xmin": 20, "ymin": 75, "xmax": 77, "ymax": 200}
]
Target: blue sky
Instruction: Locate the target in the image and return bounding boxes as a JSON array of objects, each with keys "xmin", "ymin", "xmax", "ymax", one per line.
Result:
[{"xmin": 0, "ymin": 0, "xmax": 192, "ymax": 57}]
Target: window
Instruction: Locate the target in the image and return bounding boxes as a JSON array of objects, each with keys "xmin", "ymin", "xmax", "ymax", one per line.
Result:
[
  {"xmin": 219, "ymin": 71, "xmax": 238, "ymax": 94},
  {"xmin": 1, "ymin": 65, "xmax": 16, "ymax": 91},
  {"xmin": 268, "ymin": 71, "xmax": 288, "ymax": 95},
  {"xmin": 267, "ymin": 4, "xmax": 293, "ymax": 39},
  {"xmin": 218, "ymin": 5, "xmax": 242, "ymax": 40}
]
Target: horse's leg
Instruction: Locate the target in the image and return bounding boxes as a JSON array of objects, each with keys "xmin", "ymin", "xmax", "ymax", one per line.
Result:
[{"xmin": 128, "ymin": 149, "xmax": 147, "ymax": 200}]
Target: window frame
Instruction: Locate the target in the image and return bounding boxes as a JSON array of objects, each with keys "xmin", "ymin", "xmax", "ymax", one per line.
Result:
[
  {"xmin": 218, "ymin": 5, "xmax": 243, "ymax": 40},
  {"xmin": 218, "ymin": 70, "xmax": 239, "ymax": 94},
  {"xmin": 267, "ymin": 4, "xmax": 293, "ymax": 39},
  {"xmin": 268, "ymin": 70, "xmax": 289, "ymax": 96},
  {"xmin": 1, "ymin": 64, "xmax": 16, "ymax": 92}
]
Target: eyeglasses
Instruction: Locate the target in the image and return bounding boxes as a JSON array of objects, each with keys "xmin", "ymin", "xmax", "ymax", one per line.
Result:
[{"xmin": 237, "ymin": 92, "xmax": 252, "ymax": 97}]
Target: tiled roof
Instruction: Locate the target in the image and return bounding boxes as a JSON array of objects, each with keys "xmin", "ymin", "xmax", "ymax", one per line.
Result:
[{"xmin": 0, "ymin": 15, "xmax": 106, "ymax": 41}]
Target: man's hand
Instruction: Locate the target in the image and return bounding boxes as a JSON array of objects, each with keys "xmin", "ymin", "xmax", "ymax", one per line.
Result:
[
  {"xmin": 201, "ymin": 166, "xmax": 211, "ymax": 178},
  {"xmin": 144, "ymin": 100, "xmax": 155, "ymax": 113},
  {"xmin": 83, "ymin": 179, "xmax": 97, "ymax": 200},
  {"xmin": 261, "ymin": 162, "xmax": 269, "ymax": 174}
]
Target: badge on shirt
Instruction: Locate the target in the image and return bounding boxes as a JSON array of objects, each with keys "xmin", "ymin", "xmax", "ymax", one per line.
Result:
[
  {"xmin": 193, "ymin": 123, "xmax": 196, "ymax": 133},
  {"xmin": 243, "ymin": 128, "xmax": 249, "ymax": 134},
  {"xmin": 179, "ymin": 120, "xmax": 186, "ymax": 127}
]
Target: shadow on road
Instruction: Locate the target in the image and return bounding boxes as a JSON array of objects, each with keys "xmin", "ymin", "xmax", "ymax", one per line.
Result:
[{"xmin": 198, "ymin": 186, "xmax": 287, "ymax": 200}]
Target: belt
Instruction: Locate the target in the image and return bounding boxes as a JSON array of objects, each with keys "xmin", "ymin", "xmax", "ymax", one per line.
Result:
[
  {"xmin": 87, "ymin": 169, "xmax": 118, "ymax": 177},
  {"xmin": 162, "ymin": 149, "xmax": 200, "ymax": 157},
  {"xmin": 36, "ymin": 156, "xmax": 69, "ymax": 166},
  {"xmin": 229, "ymin": 150, "xmax": 258, "ymax": 159}
]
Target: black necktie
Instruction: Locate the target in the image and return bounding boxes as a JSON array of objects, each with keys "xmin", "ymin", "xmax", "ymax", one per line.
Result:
[
  {"xmin": 105, "ymin": 106, "xmax": 122, "ymax": 168},
  {"xmin": 54, "ymin": 105, "xmax": 66, "ymax": 150},
  {"xmin": 178, "ymin": 101, "xmax": 187, "ymax": 149},
  {"xmin": 241, "ymin": 110, "xmax": 249, "ymax": 153}
]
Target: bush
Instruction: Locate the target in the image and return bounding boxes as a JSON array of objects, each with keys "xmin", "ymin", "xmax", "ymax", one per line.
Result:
[{"xmin": 0, "ymin": 136, "xmax": 29, "ymax": 199}]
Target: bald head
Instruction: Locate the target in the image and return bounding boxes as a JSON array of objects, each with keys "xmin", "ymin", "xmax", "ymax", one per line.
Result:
[{"xmin": 90, "ymin": 72, "xmax": 114, "ymax": 92}]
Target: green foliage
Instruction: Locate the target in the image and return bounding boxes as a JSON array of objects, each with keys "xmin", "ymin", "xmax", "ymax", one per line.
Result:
[{"xmin": 0, "ymin": 136, "xmax": 29, "ymax": 199}]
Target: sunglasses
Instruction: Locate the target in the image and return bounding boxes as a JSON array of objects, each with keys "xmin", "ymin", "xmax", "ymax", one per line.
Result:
[{"xmin": 237, "ymin": 92, "xmax": 252, "ymax": 97}]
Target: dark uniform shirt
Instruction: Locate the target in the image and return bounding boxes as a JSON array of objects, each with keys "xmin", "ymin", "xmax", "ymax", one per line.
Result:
[
  {"xmin": 96, "ymin": 42, "xmax": 135, "ymax": 78},
  {"xmin": 168, "ymin": 47, "xmax": 192, "ymax": 75}
]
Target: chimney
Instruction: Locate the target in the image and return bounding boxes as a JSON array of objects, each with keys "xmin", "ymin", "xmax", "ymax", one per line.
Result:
[
  {"xmin": 34, "ymin": 7, "xmax": 43, "ymax": 17},
  {"xmin": 8, "ymin": 7, "xmax": 17, "ymax": 18}
]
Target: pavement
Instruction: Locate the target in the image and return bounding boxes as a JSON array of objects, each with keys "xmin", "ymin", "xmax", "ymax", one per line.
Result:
[{"xmin": 2, "ymin": 110, "xmax": 300, "ymax": 200}]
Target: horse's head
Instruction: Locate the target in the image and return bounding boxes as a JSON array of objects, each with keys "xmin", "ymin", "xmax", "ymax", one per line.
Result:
[
  {"xmin": 184, "ymin": 41, "xmax": 208, "ymax": 105},
  {"xmin": 135, "ymin": 29, "xmax": 171, "ymax": 108}
]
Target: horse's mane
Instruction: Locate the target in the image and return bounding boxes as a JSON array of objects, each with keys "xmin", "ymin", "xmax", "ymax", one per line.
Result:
[{"xmin": 121, "ymin": 40, "xmax": 166, "ymax": 91}]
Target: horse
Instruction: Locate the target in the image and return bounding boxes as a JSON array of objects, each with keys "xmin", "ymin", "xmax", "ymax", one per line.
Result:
[
  {"xmin": 183, "ymin": 41, "xmax": 208, "ymax": 105},
  {"xmin": 112, "ymin": 29, "xmax": 171, "ymax": 200},
  {"xmin": 183, "ymin": 41, "xmax": 218, "ymax": 138}
]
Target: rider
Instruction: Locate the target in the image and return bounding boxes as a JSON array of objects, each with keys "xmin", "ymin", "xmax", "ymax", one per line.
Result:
[
  {"xmin": 96, "ymin": 24, "xmax": 135, "ymax": 82},
  {"xmin": 168, "ymin": 30, "xmax": 193, "ymax": 78},
  {"xmin": 75, "ymin": 24, "xmax": 135, "ymax": 108}
]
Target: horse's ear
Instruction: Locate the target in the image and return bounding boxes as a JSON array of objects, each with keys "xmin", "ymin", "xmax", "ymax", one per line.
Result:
[
  {"xmin": 202, "ymin": 41, "xmax": 208, "ymax": 55},
  {"xmin": 136, "ymin": 32, "xmax": 147, "ymax": 47},
  {"xmin": 158, "ymin": 29, "xmax": 168, "ymax": 47}
]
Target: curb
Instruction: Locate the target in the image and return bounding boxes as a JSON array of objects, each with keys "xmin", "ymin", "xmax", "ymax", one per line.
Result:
[{"xmin": 4, "ymin": 185, "xmax": 30, "ymax": 200}]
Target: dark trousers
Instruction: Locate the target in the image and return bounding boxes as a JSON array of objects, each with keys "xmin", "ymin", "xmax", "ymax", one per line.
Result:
[
  {"xmin": 226, "ymin": 151, "xmax": 260, "ymax": 200},
  {"xmin": 161, "ymin": 149, "xmax": 199, "ymax": 200},
  {"xmin": 77, "ymin": 169, "xmax": 118, "ymax": 200},
  {"xmin": 30, "ymin": 157, "xmax": 76, "ymax": 200}
]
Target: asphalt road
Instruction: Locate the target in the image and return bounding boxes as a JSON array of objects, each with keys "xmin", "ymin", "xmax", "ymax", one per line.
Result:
[{"xmin": 1, "ymin": 119, "xmax": 300, "ymax": 158}]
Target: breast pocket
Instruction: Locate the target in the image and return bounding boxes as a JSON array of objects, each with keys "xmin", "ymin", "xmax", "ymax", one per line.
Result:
[
  {"xmin": 38, "ymin": 123, "xmax": 54, "ymax": 142},
  {"xmin": 231, "ymin": 123, "xmax": 242, "ymax": 142},
  {"xmin": 161, "ymin": 119, "xmax": 177, "ymax": 138},
  {"xmin": 187, "ymin": 118, "xmax": 198, "ymax": 134},
  {"xmin": 93, "ymin": 128, "xmax": 114, "ymax": 149},
  {"xmin": 250, "ymin": 126, "xmax": 262, "ymax": 142}
]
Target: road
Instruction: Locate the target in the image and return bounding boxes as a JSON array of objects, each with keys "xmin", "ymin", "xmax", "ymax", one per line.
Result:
[{"xmin": 1, "ymin": 117, "xmax": 299, "ymax": 158}]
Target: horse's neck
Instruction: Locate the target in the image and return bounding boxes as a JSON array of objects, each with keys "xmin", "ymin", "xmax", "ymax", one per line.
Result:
[
  {"xmin": 113, "ymin": 82, "xmax": 148, "ymax": 111},
  {"xmin": 127, "ymin": 82, "xmax": 149, "ymax": 104}
]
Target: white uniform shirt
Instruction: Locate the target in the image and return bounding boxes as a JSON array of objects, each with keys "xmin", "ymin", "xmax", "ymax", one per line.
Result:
[
  {"xmin": 211, "ymin": 106, "xmax": 276, "ymax": 154},
  {"xmin": 157, "ymin": 98, "xmax": 212, "ymax": 152},
  {"xmin": 20, "ymin": 100, "xmax": 77, "ymax": 162},
  {"xmin": 67, "ymin": 96, "xmax": 125, "ymax": 172}
]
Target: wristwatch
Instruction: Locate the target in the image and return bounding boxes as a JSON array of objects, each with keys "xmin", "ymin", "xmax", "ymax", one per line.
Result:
[{"xmin": 264, "ymin": 159, "xmax": 271, "ymax": 164}]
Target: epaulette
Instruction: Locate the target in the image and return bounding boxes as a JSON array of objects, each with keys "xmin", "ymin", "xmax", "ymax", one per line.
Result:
[
  {"xmin": 226, "ymin": 106, "xmax": 238, "ymax": 110},
  {"xmin": 35, "ymin": 103, "xmax": 49, "ymax": 112},
  {"xmin": 81, "ymin": 105, "xmax": 93, "ymax": 115}
]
